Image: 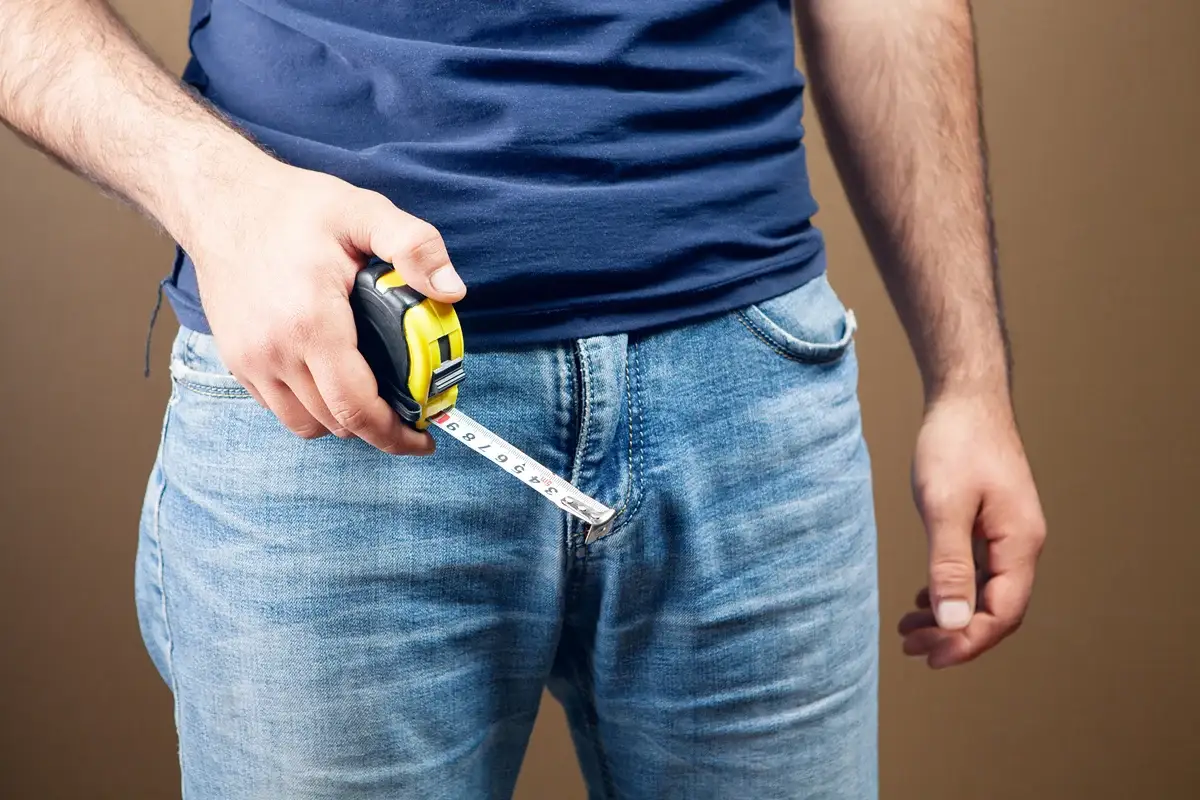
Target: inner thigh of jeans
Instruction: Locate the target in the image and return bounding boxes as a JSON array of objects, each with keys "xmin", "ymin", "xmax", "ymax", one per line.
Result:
[{"xmin": 563, "ymin": 308, "xmax": 879, "ymax": 799}]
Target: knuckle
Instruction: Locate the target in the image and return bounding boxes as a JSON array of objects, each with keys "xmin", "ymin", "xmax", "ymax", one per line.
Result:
[
  {"xmin": 930, "ymin": 557, "xmax": 976, "ymax": 587},
  {"xmin": 223, "ymin": 348, "xmax": 254, "ymax": 374},
  {"xmin": 356, "ymin": 188, "xmax": 392, "ymax": 213},
  {"xmin": 334, "ymin": 186, "xmax": 381, "ymax": 220},
  {"xmin": 218, "ymin": 338, "xmax": 259, "ymax": 372},
  {"xmin": 244, "ymin": 312, "xmax": 323, "ymax": 370},
  {"xmin": 292, "ymin": 422, "xmax": 327, "ymax": 440},
  {"xmin": 401, "ymin": 223, "xmax": 446, "ymax": 264},
  {"xmin": 327, "ymin": 399, "xmax": 371, "ymax": 432},
  {"xmin": 997, "ymin": 510, "xmax": 1048, "ymax": 555},
  {"xmin": 917, "ymin": 486, "xmax": 964, "ymax": 523},
  {"xmin": 283, "ymin": 312, "xmax": 319, "ymax": 345},
  {"xmin": 240, "ymin": 333, "xmax": 285, "ymax": 371}
]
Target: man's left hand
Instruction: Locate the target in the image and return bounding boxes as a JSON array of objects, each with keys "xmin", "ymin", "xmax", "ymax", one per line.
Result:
[{"xmin": 899, "ymin": 395, "xmax": 1047, "ymax": 669}]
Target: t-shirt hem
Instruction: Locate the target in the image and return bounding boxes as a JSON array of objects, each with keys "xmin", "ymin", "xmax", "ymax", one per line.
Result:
[
  {"xmin": 461, "ymin": 247, "xmax": 828, "ymax": 349},
  {"xmin": 162, "ymin": 279, "xmax": 212, "ymax": 335},
  {"xmin": 159, "ymin": 247, "xmax": 827, "ymax": 349}
]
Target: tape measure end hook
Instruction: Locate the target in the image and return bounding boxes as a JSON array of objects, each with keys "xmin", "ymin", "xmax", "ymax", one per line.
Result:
[{"xmin": 584, "ymin": 510, "xmax": 617, "ymax": 544}]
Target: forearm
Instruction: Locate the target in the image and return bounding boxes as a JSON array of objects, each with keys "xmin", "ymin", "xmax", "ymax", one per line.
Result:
[
  {"xmin": 0, "ymin": 0, "xmax": 272, "ymax": 249},
  {"xmin": 796, "ymin": 0, "xmax": 1008, "ymax": 405}
]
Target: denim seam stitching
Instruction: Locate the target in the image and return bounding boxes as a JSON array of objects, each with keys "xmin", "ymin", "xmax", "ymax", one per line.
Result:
[
  {"xmin": 559, "ymin": 346, "xmax": 577, "ymax": 563},
  {"xmin": 633, "ymin": 342, "xmax": 645, "ymax": 517},
  {"xmin": 568, "ymin": 651, "xmax": 617, "ymax": 799},
  {"xmin": 176, "ymin": 331, "xmax": 253, "ymax": 398},
  {"xmin": 562, "ymin": 348, "xmax": 602, "ymax": 787},
  {"xmin": 153, "ymin": 387, "xmax": 186, "ymax": 799},
  {"xmin": 562, "ymin": 345, "xmax": 611, "ymax": 797},
  {"xmin": 569, "ymin": 342, "xmax": 593, "ymax": 557},
  {"xmin": 734, "ymin": 310, "xmax": 848, "ymax": 365},
  {"xmin": 612, "ymin": 351, "xmax": 634, "ymax": 516},
  {"xmin": 172, "ymin": 379, "xmax": 253, "ymax": 399},
  {"xmin": 611, "ymin": 341, "xmax": 643, "ymax": 534}
]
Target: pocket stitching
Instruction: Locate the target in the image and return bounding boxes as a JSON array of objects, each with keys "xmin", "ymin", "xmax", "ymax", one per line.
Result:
[
  {"xmin": 169, "ymin": 362, "xmax": 253, "ymax": 399},
  {"xmin": 172, "ymin": 378, "xmax": 253, "ymax": 399},
  {"xmin": 735, "ymin": 307, "xmax": 856, "ymax": 365}
]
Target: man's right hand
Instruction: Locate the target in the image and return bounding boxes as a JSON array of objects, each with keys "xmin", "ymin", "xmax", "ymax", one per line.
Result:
[
  {"xmin": 182, "ymin": 158, "xmax": 467, "ymax": 455},
  {"xmin": 0, "ymin": 2, "xmax": 467, "ymax": 454}
]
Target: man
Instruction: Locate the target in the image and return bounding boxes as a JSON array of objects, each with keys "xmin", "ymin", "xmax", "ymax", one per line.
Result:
[{"xmin": 0, "ymin": 0, "xmax": 1046, "ymax": 797}]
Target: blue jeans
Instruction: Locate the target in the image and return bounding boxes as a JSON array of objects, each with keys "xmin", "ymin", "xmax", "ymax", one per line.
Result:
[{"xmin": 136, "ymin": 274, "xmax": 879, "ymax": 799}]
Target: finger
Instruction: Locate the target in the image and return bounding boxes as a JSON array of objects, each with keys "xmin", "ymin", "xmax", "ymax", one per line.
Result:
[
  {"xmin": 242, "ymin": 380, "xmax": 269, "ymax": 411},
  {"xmin": 305, "ymin": 314, "xmax": 434, "ymax": 455},
  {"xmin": 898, "ymin": 609, "xmax": 938, "ymax": 636},
  {"xmin": 915, "ymin": 568, "xmax": 989, "ymax": 611},
  {"xmin": 282, "ymin": 363, "xmax": 350, "ymax": 438},
  {"xmin": 255, "ymin": 378, "xmax": 330, "ymax": 440},
  {"xmin": 924, "ymin": 493, "xmax": 1044, "ymax": 667},
  {"xmin": 926, "ymin": 571, "xmax": 1033, "ymax": 668},
  {"xmin": 982, "ymin": 551, "xmax": 1036, "ymax": 626},
  {"xmin": 925, "ymin": 612, "xmax": 1006, "ymax": 669},
  {"xmin": 309, "ymin": 352, "xmax": 435, "ymax": 455},
  {"xmin": 920, "ymin": 491, "xmax": 981, "ymax": 631},
  {"xmin": 979, "ymin": 499, "xmax": 1047, "ymax": 582},
  {"xmin": 345, "ymin": 193, "xmax": 466, "ymax": 304},
  {"xmin": 902, "ymin": 626, "xmax": 953, "ymax": 658}
]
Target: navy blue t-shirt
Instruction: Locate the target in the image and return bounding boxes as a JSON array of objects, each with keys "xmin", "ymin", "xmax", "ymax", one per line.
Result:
[{"xmin": 167, "ymin": 0, "xmax": 825, "ymax": 347}]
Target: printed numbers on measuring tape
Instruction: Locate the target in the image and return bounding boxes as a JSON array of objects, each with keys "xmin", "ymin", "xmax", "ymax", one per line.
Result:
[{"xmin": 431, "ymin": 408, "xmax": 616, "ymax": 543}]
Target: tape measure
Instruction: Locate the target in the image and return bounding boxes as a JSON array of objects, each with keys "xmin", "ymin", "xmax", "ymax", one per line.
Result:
[{"xmin": 350, "ymin": 261, "xmax": 616, "ymax": 543}]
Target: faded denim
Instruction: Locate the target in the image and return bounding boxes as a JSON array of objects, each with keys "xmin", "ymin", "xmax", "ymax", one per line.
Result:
[{"xmin": 136, "ymin": 274, "xmax": 878, "ymax": 799}]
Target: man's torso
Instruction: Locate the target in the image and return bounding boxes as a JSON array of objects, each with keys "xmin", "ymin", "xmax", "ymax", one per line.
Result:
[{"xmin": 165, "ymin": 0, "xmax": 825, "ymax": 346}]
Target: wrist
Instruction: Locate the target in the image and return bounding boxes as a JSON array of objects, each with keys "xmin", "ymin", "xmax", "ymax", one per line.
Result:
[
  {"xmin": 155, "ymin": 133, "xmax": 282, "ymax": 253},
  {"xmin": 924, "ymin": 376, "xmax": 1014, "ymax": 421},
  {"xmin": 918, "ymin": 337, "xmax": 1012, "ymax": 415}
]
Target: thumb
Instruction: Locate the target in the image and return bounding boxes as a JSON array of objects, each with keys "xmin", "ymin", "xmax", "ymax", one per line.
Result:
[
  {"xmin": 922, "ymin": 495, "xmax": 980, "ymax": 631},
  {"xmin": 345, "ymin": 191, "xmax": 466, "ymax": 303}
]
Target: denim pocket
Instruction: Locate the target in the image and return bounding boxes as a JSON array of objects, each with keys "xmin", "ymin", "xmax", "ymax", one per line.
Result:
[
  {"xmin": 168, "ymin": 329, "xmax": 253, "ymax": 399},
  {"xmin": 736, "ymin": 274, "xmax": 857, "ymax": 364}
]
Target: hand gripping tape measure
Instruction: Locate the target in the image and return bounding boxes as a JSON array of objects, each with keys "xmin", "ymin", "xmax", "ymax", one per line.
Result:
[{"xmin": 350, "ymin": 261, "xmax": 617, "ymax": 543}]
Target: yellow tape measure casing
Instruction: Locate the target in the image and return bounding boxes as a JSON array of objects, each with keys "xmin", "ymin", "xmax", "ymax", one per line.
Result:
[
  {"xmin": 352, "ymin": 263, "xmax": 616, "ymax": 541},
  {"xmin": 351, "ymin": 264, "xmax": 465, "ymax": 430}
]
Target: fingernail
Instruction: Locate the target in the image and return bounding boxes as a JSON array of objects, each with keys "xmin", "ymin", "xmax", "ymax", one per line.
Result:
[
  {"xmin": 430, "ymin": 267, "xmax": 465, "ymax": 295},
  {"xmin": 936, "ymin": 600, "xmax": 972, "ymax": 630}
]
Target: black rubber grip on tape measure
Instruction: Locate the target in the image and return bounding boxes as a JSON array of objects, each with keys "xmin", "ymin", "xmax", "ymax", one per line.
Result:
[{"xmin": 351, "ymin": 263, "xmax": 424, "ymax": 424}]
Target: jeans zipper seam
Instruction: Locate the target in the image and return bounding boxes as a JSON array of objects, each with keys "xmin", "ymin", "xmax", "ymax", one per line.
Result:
[
  {"xmin": 610, "ymin": 340, "xmax": 643, "ymax": 535},
  {"xmin": 568, "ymin": 341, "xmax": 594, "ymax": 561},
  {"xmin": 567, "ymin": 648, "xmax": 618, "ymax": 799}
]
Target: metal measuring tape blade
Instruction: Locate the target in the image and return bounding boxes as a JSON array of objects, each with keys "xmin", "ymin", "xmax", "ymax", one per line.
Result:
[
  {"xmin": 430, "ymin": 408, "xmax": 616, "ymax": 543},
  {"xmin": 351, "ymin": 262, "xmax": 615, "ymax": 543}
]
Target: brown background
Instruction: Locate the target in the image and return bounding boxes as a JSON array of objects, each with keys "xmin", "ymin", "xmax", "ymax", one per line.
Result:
[{"xmin": 2, "ymin": 0, "xmax": 1198, "ymax": 797}]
